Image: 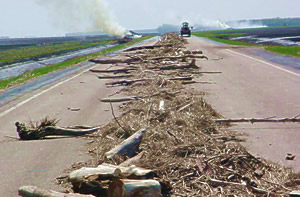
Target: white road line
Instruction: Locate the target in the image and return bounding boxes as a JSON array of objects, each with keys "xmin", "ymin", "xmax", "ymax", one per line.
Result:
[
  {"xmin": 226, "ymin": 49, "xmax": 300, "ymax": 77},
  {"xmin": 0, "ymin": 39, "xmax": 158, "ymax": 118},
  {"xmin": 0, "ymin": 64, "xmax": 98, "ymax": 118}
]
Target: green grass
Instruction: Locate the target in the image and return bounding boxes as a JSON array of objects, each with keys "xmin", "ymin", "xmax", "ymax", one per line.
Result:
[
  {"xmin": 265, "ymin": 45, "xmax": 300, "ymax": 58},
  {"xmin": 0, "ymin": 40, "xmax": 113, "ymax": 64},
  {"xmin": 192, "ymin": 31, "xmax": 253, "ymax": 46},
  {"xmin": 0, "ymin": 36, "xmax": 154, "ymax": 90},
  {"xmin": 193, "ymin": 30, "xmax": 300, "ymax": 57}
]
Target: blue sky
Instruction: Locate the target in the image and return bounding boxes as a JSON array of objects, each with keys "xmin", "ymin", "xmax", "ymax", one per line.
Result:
[{"xmin": 0, "ymin": 0, "xmax": 299, "ymax": 37}]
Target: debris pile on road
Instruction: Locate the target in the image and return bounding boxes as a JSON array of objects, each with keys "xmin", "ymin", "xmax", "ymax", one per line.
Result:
[{"xmin": 18, "ymin": 33, "xmax": 300, "ymax": 196}]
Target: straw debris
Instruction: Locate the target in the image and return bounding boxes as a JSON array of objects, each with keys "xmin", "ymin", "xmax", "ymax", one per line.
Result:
[{"xmin": 61, "ymin": 33, "xmax": 300, "ymax": 196}]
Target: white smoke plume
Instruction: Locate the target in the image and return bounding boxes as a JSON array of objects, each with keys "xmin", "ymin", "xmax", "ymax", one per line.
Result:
[
  {"xmin": 193, "ymin": 18, "xmax": 230, "ymax": 30},
  {"xmin": 227, "ymin": 21, "xmax": 267, "ymax": 29},
  {"xmin": 34, "ymin": 0, "xmax": 126, "ymax": 37}
]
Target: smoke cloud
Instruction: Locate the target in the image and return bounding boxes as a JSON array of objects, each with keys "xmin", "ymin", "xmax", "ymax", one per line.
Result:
[
  {"xmin": 34, "ymin": 0, "xmax": 126, "ymax": 37},
  {"xmin": 193, "ymin": 18, "xmax": 230, "ymax": 29},
  {"xmin": 226, "ymin": 21, "xmax": 267, "ymax": 29}
]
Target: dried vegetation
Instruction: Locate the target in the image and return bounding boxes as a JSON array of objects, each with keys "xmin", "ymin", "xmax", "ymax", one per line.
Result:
[{"xmin": 60, "ymin": 33, "xmax": 300, "ymax": 196}]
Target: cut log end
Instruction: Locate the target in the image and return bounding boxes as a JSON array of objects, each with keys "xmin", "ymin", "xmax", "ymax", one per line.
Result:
[
  {"xmin": 108, "ymin": 179, "xmax": 162, "ymax": 197},
  {"xmin": 18, "ymin": 186, "xmax": 95, "ymax": 197}
]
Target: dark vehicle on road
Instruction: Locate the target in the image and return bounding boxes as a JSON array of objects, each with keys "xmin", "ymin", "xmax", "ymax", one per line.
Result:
[{"xmin": 181, "ymin": 22, "xmax": 191, "ymax": 37}]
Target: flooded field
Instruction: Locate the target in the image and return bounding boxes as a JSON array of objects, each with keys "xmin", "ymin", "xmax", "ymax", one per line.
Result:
[
  {"xmin": 0, "ymin": 44, "xmax": 115, "ymax": 80},
  {"xmin": 229, "ymin": 26, "xmax": 300, "ymax": 46}
]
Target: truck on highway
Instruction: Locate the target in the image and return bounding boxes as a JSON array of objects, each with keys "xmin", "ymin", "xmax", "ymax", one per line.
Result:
[{"xmin": 180, "ymin": 22, "xmax": 191, "ymax": 37}]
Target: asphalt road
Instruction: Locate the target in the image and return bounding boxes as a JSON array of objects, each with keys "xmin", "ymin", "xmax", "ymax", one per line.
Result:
[
  {"xmin": 0, "ymin": 38, "xmax": 157, "ymax": 196},
  {"xmin": 186, "ymin": 37, "xmax": 300, "ymax": 171},
  {"xmin": 0, "ymin": 36, "xmax": 299, "ymax": 196}
]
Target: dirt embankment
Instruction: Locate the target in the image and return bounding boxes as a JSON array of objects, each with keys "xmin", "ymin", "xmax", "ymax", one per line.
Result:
[{"xmin": 19, "ymin": 34, "xmax": 300, "ymax": 197}]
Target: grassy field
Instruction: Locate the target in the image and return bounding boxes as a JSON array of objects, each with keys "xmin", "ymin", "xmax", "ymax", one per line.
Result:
[
  {"xmin": 193, "ymin": 28, "xmax": 300, "ymax": 58},
  {"xmin": 0, "ymin": 39, "xmax": 113, "ymax": 64},
  {"xmin": 265, "ymin": 45, "xmax": 300, "ymax": 57},
  {"xmin": 0, "ymin": 36, "xmax": 153, "ymax": 90},
  {"xmin": 192, "ymin": 31, "xmax": 252, "ymax": 46}
]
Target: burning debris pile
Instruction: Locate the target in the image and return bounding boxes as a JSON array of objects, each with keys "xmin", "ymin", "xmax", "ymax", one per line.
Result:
[{"xmin": 18, "ymin": 34, "xmax": 300, "ymax": 197}]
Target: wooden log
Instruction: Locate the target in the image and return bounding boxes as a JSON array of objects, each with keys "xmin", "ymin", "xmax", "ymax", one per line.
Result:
[
  {"xmin": 42, "ymin": 126, "xmax": 99, "ymax": 137},
  {"xmin": 168, "ymin": 76, "xmax": 193, "ymax": 81},
  {"xmin": 159, "ymin": 65, "xmax": 199, "ymax": 70},
  {"xmin": 124, "ymin": 44, "xmax": 173, "ymax": 51},
  {"xmin": 290, "ymin": 191, "xmax": 300, "ymax": 197},
  {"xmin": 69, "ymin": 164, "xmax": 153, "ymax": 188},
  {"xmin": 100, "ymin": 96, "xmax": 141, "ymax": 103},
  {"xmin": 69, "ymin": 165, "xmax": 122, "ymax": 187},
  {"xmin": 105, "ymin": 129, "xmax": 146, "ymax": 159},
  {"xmin": 150, "ymin": 55, "xmax": 208, "ymax": 61},
  {"xmin": 108, "ymin": 179, "xmax": 161, "ymax": 197},
  {"xmin": 18, "ymin": 186, "xmax": 94, "ymax": 197},
  {"xmin": 89, "ymin": 58, "xmax": 140, "ymax": 64},
  {"xmin": 215, "ymin": 117, "xmax": 300, "ymax": 123},
  {"xmin": 105, "ymin": 79, "xmax": 151, "ymax": 86},
  {"xmin": 191, "ymin": 50, "xmax": 203, "ymax": 54},
  {"xmin": 15, "ymin": 122, "xmax": 99, "ymax": 140},
  {"xmin": 182, "ymin": 81, "xmax": 214, "ymax": 85},
  {"xmin": 90, "ymin": 68, "xmax": 136, "ymax": 74},
  {"xmin": 158, "ymin": 59, "xmax": 199, "ymax": 70},
  {"xmin": 119, "ymin": 151, "xmax": 145, "ymax": 167},
  {"xmin": 101, "ymin": 163, "xmax": 153, "ymax": 178},
  {"xmin": 98, "ymin": 75, "xmax": 134, "ymax": 79},
  {"xmin": 190, "ymin": 71, "xmax": 222, "ymax": 74}
]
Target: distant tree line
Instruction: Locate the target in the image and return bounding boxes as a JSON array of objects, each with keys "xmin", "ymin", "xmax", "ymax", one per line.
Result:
[
  {"xmin": 233, "ymin": 17, "xmax": 300, "ymax": 27},
  {"xmin": 157, "ymin": 24, "xmax": 180, "ymax": 34}
]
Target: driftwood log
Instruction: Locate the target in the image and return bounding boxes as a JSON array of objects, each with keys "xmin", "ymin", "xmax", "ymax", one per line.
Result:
[
  {"xmin": 190, "ymin": 71, "xmax": 222, "ymax": 74},
  {"xmin": 150, "ymin": 55, "xmax": 208, "ymax": 61},
  {"xmin": 18, "ymin": 186, "xmax": 94, "ymax": 197},
  {"xmin": 69, "ymin": 164, "xmax": 121, "ymax": 188},
  {"xmin": 158, "ymin": 59, "xmax": 199, "ymax": 70},
  {"xmin": 105, "ymin": 129, "xmax": 146, "ymax": 159},
  {"xmin": 182, "ymin": 81, "xmax": 214, "ymax": 85},
  {"xmin": 106, "ymin": 79, "xmax": 151, "ymax": 86},
  {"xmin": 191, "ymin": 50, "xmax": 203, "ymax": 54},
  {"xmin": 102, "ymin": 163, "xmax": 153, "ymax": 178},
  {"xmin": 119, "ymin": 151, "xmax": 145, "ymax": 167},
  {"xmin": 15, "ymin": 122, "xmax": 99, "ymax": 140},
  {"xmin": 168, "ymin": 76, "xmax": 193, "ymax": 81},
  {"xmin": 90, "ymin": 68, "xmax": 136, "ymax": 74},
  {"xmin": 124, "ymin": 44, "xmax": 173, "ymax": 52},
  {"xmin": 105, "ymin": 77, "xmax": 192, "ymax": 87},
  {"xmin": 100, "ymin": 96, "xmax": 141, "ymax": 103},
  {"xmin": 215, "ymin": 117, "xmax": 300, "ymax": 123},
  {"xmin": 69, "ymin": 163, "xmax": 153, "ymax": 188},
  {"xmin": 108, "ymin": 179, "xmax": 161, "ymax": 197},
  {"xmin": 90, "ymin": 57, "xmax": 140, "ymax": 64},
  {"xmin": 98, "ymin": 75, "xmax": 134, "ymax": 79}
]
